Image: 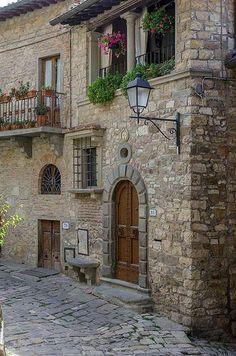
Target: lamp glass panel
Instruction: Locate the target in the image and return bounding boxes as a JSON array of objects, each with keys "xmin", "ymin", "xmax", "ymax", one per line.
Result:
[
  {"xmin": 127, "ymin": 87, "xmax": 137, "ymax": 108},
  {"xmin": 137, "ymin": 87, "xmax": 150, "ymax": 109}
]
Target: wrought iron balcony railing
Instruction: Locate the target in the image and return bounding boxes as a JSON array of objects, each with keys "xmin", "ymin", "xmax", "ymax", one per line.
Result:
[
  {"xmin": 99, "ymin": 60, "xmax": 127, "ymax": 78},
  {"xmin": 0, "ymin": 91, "xmax": 62, "ymax": 131},
  {"xmin": 136, "ymin": 46, "xmax": 175, "ymax": 66}
]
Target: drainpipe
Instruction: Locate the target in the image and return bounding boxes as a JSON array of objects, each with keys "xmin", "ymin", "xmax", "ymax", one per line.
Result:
[{"xmin": 225, "ymin": 0, "xmax": 236, "ymax": 68}]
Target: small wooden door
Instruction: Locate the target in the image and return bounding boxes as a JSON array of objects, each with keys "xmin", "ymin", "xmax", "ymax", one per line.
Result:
[
  {"xmin": 39, "ymin": 220, "xmax": 60, "ymax": 270},
  {"xmin": 115, "ymin": 181, "xmax": 139, "ymax": 284}
]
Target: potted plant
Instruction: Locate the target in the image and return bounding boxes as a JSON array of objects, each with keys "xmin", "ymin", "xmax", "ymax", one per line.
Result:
[
  {"xmin": 0, "ymin": 89, "xmax": 11, "ymax": 103},
  {"xmin": 142, "ymin": 9, "xmax": 174, "ymax": 34},
  {"xmin": 15, "ymin": 82, "xmax": 30, "ymax": 100},
  {"xmin": 4, "ymin": 120, "xmax": 11, "ymax": 131},
  {"xmin": 98, "ymin": 32, "xmax": 127, "ymax": 58},
  {"xmin": 35, "ymin": 104, "xmax": 48, "ymax": 126},
  {"xmin": 0, "ymin": 119, "xmax": 4, "ymax": 131},
  {"xmin": 16, "ymin": 120, "xmax": 23, "ymax": 129},
  {"xmin": 41, "ymin": 85, "xmax": 55, "ymax": 97},
  {"xmin": 10, "ymin": 121, "xmax": 18, "ymax": 130},
  {"xmin": 27, "ymin": 89, "xmax": 37, "ymax": 98}
]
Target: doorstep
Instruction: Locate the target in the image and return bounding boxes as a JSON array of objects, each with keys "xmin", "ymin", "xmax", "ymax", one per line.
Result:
[{"xmin": 92, "ymin": 277, "xmax": 153, "ymax": 313}]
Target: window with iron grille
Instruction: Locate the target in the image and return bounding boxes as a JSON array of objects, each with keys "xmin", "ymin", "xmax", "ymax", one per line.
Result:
[
  {"xmin": 41, "ymin": 164, "xmax": 61, "ymax": 194},
  {"xmin": 73, "ymin": 137, "xmax": 98, "ymax": 189}
]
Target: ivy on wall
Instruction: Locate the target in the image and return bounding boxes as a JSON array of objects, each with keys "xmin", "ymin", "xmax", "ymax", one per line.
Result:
[{"xmin": 88, "ymin": 58, "xmax": 175, "ymax": 105}]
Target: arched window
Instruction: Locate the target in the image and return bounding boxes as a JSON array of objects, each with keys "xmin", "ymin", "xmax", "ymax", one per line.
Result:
[{"xmin": 41, "ymin": 164, "xmax": 61, "ymax": 194}]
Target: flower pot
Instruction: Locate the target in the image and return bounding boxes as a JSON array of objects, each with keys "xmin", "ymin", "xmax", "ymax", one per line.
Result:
[
  {"xmin": 27, "ymin": 90, "xmax": 37, "ymax": 98},
  {"xmin": 37, "ymin": 115, "xmax": 47, "ymax": 127},
  {"xmin": 0, "ymin": 96, "xmax": 11, "ymax": 103},
  {"xmin": 4, "ymin": 124, "xmax": 11, "ymax": 131},
  {"xmin": 11, "ymin": 124, "xmax": 17, "ymax": 130},
  {"xmin": 41, "ymin": 89, "xmax": 55, "ymax": 97}
]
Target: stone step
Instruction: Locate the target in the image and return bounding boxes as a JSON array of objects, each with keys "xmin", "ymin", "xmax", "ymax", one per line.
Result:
[{"xmin": 93, "ymin": 277, "xmax": 153, "ymax": 313}]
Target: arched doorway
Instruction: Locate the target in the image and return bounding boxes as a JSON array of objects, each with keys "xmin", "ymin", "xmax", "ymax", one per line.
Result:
[
  {"xmin": 102, "ymin": 165, "xmax": 148, "ymax": 289},
  {"xmin": 114, "ymin": 181, "xmax": 139, "ymax": 284}
]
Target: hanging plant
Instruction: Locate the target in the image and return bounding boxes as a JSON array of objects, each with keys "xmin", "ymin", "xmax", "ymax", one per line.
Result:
[
  {"xmin": 98, "ymin": 32, "xmax": 127, "ymax": 58},
  {"xmin": 142, "ymin": 9, "xmax": 174, "ymax": 34}
]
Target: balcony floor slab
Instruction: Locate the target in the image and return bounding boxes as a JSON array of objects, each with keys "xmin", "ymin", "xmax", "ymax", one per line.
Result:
[{"xmin": 0, "ymin": 127, "xmax": 64, "ymax": 139}]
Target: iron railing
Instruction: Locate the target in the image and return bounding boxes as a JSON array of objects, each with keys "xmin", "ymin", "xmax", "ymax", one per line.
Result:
[
  {"xmin": 136, "ymin": 46, "xmax": 175, "ymax": 65},
  {"xmin": 0, "ymin": 91, "xmax": 62, "ymax": 129},
  {"xmin": 99, "ymin": 60, "xmax": 127, "ymax": 78}
]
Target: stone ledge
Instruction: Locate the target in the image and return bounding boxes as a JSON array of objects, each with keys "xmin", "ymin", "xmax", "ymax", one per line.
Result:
[
  {"xmin": 0, "ymin": 127, "xmax": 64, "ymax": 138},
  {"xmin": 68, "ymin": 188, "xmax": 104, "ymax": 195},
  {"xmin": 77, "ymin": 68, "xmax": 214, "ymax": 107}
]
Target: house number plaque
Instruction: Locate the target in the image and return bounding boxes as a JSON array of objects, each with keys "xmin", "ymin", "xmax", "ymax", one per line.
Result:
[{"xmin": 149, "ymin": 209, "xmax": 157, "ymax": 217}]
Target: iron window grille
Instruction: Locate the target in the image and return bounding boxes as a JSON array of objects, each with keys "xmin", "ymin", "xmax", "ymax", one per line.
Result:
[
  {"xmin": 41, "ymin": 164, "xmax": 61, "ymax": 194},
  {"xmin": 73, "ymin": 137, "xmax": 98, "ymax": 189}
]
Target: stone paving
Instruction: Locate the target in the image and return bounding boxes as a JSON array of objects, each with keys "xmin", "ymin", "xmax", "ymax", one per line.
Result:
[{"xmin": 0, "ymin": 262, "xmax": 235, "ymax": 355}]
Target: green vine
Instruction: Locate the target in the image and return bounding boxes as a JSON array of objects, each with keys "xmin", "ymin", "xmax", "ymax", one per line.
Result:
[
  {"xmin": 0, "ymin": 198, "xmax": 22, "ymax": 246},
  {"xmin": 87, "ymin": 58, "xmax": 175, "ymax": 104},
  {"xmin": 120, "ymin": 58, "xmax": 175, "ymax": 96},
  {"xmin": 88, "ymin": 73, "xmax": 122, "ymax": 104}
]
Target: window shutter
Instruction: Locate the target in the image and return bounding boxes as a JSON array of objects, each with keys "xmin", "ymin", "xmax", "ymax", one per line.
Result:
[{"xmin": 88, "ymin": 31, "xmax": 101, "ymax": 84}]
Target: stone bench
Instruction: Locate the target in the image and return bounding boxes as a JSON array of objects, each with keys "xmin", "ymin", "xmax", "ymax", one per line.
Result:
[{"xmin": 67, "ymin": 256, "xmax": 100, "ymax": 286}]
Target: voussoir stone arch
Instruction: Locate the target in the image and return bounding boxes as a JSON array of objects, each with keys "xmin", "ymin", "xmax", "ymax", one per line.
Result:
[{"xmin": 102, "ymin": 164, "xmax": 148, "ymax": 289}]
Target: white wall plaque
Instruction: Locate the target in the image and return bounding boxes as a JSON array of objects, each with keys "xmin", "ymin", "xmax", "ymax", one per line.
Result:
[
  {"xmin": 149, "ymin": 209, "xmax": 157, "ymax": 217},
  {"xmin": 62, "ymin": 222, "xmax": 70, "ymax": 230}
]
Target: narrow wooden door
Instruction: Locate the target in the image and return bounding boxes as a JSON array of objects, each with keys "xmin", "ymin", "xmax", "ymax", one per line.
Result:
[
  {"xmin": 115, "ymin": 181, "xmax": 139, "ymax": 284},
  {"xmin": 39, "ymin": 220, "xmax": 60, "ymax": 270}
]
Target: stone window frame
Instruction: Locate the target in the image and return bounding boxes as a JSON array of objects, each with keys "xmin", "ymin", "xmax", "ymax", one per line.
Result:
[
  {"xmin": 67, "ymin": 127, "xmax": 105, "ymax": 195},
  {"xmin": 102, "ymin": 164, "xmax": 148, "ymax": 289}
]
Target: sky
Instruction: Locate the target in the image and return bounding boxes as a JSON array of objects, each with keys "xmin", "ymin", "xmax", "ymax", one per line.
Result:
[{"xmin": 0, "ymin": 0, "xmax": 18, "ymax": 7}]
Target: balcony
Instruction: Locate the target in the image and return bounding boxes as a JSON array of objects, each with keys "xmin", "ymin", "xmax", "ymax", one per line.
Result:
[
  {"xmin": 0, "ymin": 90, "xmax": 63, "ymax": 130},
  {"xmin": 0, "ymin": 91, "xmax": 64, "ymax": 157},
  {"xmin": 136, "ymin": 46, "xmax": 175, "ymax": 66},
  {"xmin": 99, "ymin": 60, "xmax": 127, "ymax": 78}
]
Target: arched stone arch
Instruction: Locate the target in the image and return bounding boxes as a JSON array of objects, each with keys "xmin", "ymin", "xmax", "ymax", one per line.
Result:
[{"xmin": 102, "ymin": 164, "xmax": 148, "ymax": 289}]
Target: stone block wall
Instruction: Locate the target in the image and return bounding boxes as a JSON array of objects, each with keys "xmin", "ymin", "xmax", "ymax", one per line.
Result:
[{"xmin": 0, "ymin": 0, "xmax": 236, "ymax": 339}]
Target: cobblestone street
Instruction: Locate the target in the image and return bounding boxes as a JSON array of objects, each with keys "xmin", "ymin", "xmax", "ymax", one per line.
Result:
[{"xmin": 0, "ymin": 262, "xmax": 235, "ymax": 356}]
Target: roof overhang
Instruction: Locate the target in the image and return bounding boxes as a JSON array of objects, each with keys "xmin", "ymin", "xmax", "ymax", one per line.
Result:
[
  {"xmin": 0, "ymin": 0, "xmax": 65, "ymax": 22},
  {"xmin": 50, "ymin": 0, "xmax": 129, "ymax": 26}
]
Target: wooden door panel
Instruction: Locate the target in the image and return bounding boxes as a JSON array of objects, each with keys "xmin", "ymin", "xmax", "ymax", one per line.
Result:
[
  {"xmin": 40, "ymin": 220, "xmax": 60, "ymax": 270},
  {"xmin": 115, "ymin": 181, "xmax": 139, "ymax": 284}
]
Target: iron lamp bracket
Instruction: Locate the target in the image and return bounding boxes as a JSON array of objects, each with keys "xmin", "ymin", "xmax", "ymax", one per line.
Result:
[{"xmin": 130, "ymin": 112, "xmax": 181, "ymax": 154}]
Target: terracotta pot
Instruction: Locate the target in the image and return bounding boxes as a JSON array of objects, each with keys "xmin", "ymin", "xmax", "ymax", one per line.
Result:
[
  {"xmin": 0, "ymin": 96, "xmax": 11, "ymax": 103},
  {"xmin": 11, "ymin": 124, "xmax": 17, "ymax": 130},
  {"xmin": 24, "ymin": 123, "xmax": 31, "ymax": 129},
  {"xmin": 4, "ymin": 124, "xmax": 11, "ymax": 131},
  {"xmin": 41, "ymin": 89, "xmax": 55, "ymax": 97},
  {"xmin": 27, "ymin": 90, "xmax": 37, "ymax": 98},
  {"xmin": 37, "ymin": 115, "xmax": 47, "ymax": 127}
]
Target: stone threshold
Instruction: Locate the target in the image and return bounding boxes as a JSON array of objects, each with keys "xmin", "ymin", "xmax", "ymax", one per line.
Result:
[
  {"xmin": 93, "ymin": 277, "xmax": 153, "ymax": 313},
  {"xmin": 77, "ymin": 68, "xmax": 213, "ymax": 107},
  {"xmin": 100, "ymin": 277, "xmax": 151, "ymax": 294}
]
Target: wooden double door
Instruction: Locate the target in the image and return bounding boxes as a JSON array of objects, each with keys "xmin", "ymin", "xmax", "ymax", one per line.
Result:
[
  {"xmin": 38, "ymin": 220, "xmax": 60, "ymax": 270},
  {"xmin": 115, "ymin": 181, "xmax": 139, "ymax": 284}
]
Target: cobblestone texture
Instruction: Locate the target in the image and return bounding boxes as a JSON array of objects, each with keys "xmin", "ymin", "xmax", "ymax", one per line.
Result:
[{"xmin": 0, "ymin": 262, "xmax": 235, "ymax": 356}]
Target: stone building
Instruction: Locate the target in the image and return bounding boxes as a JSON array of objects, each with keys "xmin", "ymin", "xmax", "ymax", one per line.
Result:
[{"xmin": 0, "ymin": 0, "xmax": 236, "ymax": 339}]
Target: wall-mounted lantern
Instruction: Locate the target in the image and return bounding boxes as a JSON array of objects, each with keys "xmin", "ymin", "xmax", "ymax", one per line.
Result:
[{"xmin": 127, "ymin": 73, "xmax": 181, "ymax": 154}]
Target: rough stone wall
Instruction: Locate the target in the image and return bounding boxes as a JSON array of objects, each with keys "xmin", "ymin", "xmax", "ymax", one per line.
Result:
[
  {"xmin": 181, "ymin": 0, "xmax": 236, "ymax": 338},
  {"xmin": 0, "ymin": 0, "xmax": 76, "ymax": 128},
  {"xmin": 0, "ymin": 0, "xmax": 236, "ymax": 339}
]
